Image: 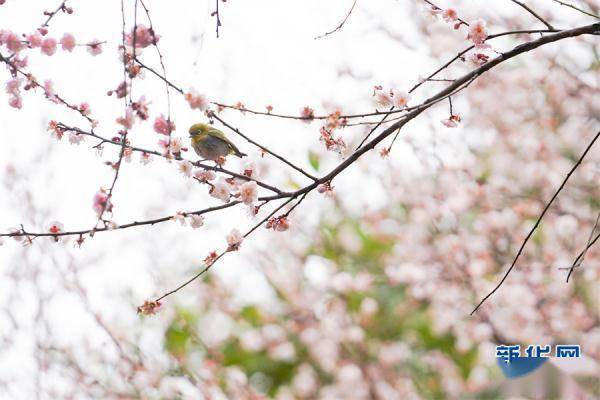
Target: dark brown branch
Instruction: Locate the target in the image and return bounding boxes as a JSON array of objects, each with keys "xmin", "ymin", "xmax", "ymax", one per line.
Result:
[
  {"xmin": 471, "ymin": 129, "xmax": 600, "ymax": 315},
  {"xmin": 56, "ymin": 123, "xmax": 284, "ymax": 194}
]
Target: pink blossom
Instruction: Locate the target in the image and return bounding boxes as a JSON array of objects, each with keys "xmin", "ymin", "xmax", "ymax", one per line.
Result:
[
  {"xmin": 60, "ymin": 33, "xmax": 76, "ymax": 52},
  {"xmin": 41, "ymin": 37, "xmax": 57, "ymax": 56},
  {"xmin": 189, "ymin": 214, "xmax": 205, "ymax": 229},
  {"xmin": 137, "ymin": 300, "xmax": 161, "ymax": 316},
  {"xmin": 185, "ymin": 91, "xmax": 208, "ymax": 110},
  {"xmin": 425, "ymin": 5, "xmax": 442, "ymax": 18},
  {"xmin": 26, "ymin": 33, "xmax": 43, "ymax": 48},
  {"xmin": 8, "ymin": 227, "xmax": 24, "ymax": 242},
  {"xmin": 68, "ymin": 132, "xmax": 85, "ymax": 145},
  {"xmin": 169, "ymin": 137, "xmax": 183, "ymax": 154},
  {"xmin": 172, "ymin": 211, "xmax": 186, "ymax": 225},
  {"xmin": 441, "ymin": 115, "xmax": 461, "ymax": 128},
  {"xmin": 140, "ymin": 152, "xmax": 152, "ymax": 165},
  {"xmin": 116, "ymin": 108, "xmax": 134, "ymax": 129},
  {"xmin": 210, "ymin": 178, "xmax": 231, "ymax": 203},
  {"xmin": 43, "ymin": 80, "xmax": 59, "ymax": 103},
  {"xmin": 375, "ymin": 91, "xmax": 392, "ymax": 107},
  {"xmin": 5, "ymin": 78, "xmax": 21, "ymax": 95},
  {"xmin": 393, "ymin": 90, "xmax": 410, "ymax": 109},
  {"xmin": 93, "ymin": 190, "xmax": 113, "ymax": 217},
  {"xmin": 178, "ymin": 161, "xmax": 193, "ymax": 177},
  {"xmin": 300, "ymin": 106, "xmax": 315, "ymax": 123},
  {"xmin": 226, "ymin": 229, "xmax": 244, "ymax": 251},
  {"xmin": 153, "ymin": 114, "xmax": 175, "ymax": 135},
  {"xmin": 78, "ymin": 102, "xmax": 91, "ymax": 115},
  {"xmin": 87, "ymin": 40, "xmax": 102, "ymax": 56},
  {"xmin": 8, "ymin": 95, "xmax": 22, "ymax": 109},
  {"xmin": 47, "ymin": 221, "xmax": 64, "ymax": 235},
  {"xmin": 467, "ymin": 19, "xmax": 488, "ymax": 45},
  {"xmin": 194, "ymin": 169, "xmax": 216, "ymax": 182},
  {"xmin": 6, "ymin": 32, "xmax": 24, "ymax": 53},
  {"xmin": 468, "ymin": 52, "xmax": 490, "ymax": 66},
  {"xmin": 238, "ymin": 181, "xmax": 258, "ymax": 205},
  {"xmin": 126, "ymin": 25, "xmax": 158, "ymax": 48},
  {"xmin": 442, "ymin": 8, "xmax": 458, "ymax": 22}
]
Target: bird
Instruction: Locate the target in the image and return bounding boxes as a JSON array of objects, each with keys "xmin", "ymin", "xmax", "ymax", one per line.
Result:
[{"xmin": 189, "ymin": 123, "xmax": 247, "ymax": 161}]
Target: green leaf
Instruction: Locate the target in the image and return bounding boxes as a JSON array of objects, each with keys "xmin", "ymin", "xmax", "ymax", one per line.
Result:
[{"xmin": 308, "ymin": 151, "xmax": 320, "ymax": 171}]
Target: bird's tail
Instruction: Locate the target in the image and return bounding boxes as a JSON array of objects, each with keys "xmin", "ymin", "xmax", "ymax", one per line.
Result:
[{"xmin": 235, "ymin": 151, "xmax": 247, "ymax": 158}]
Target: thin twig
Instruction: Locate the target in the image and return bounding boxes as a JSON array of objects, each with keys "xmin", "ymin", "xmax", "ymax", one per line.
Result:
[
  {"xmin": 510, "ymin": 0, "xmax": 555, "ymax": 30},
  {"xmin": 564, "ymin": 212, "xmax": 600, "ymax": 282},
  {"xmin": 471, "ymin": 129, "xmax": 600, "ymax": 314},
  {"xmin": 549, "ymin": 0, "xmax": 600, "ymax": 19},
  {"xmin": 315, "ymin": 0, "xmax": 358, "ymax": 39}
]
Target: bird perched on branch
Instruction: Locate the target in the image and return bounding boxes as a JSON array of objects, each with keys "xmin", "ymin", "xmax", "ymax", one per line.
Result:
[{"xmin": 189, "ymin": 123, "xmax": 247, "ymax": 161}]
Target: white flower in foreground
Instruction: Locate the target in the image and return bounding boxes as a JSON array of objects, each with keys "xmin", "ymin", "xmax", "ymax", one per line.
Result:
[
  {"xmin": 239, "ymin": 181, "xmax": 258, "ymax": 205},
  {"xmin": 189, "ymin": 214, "xmax": 205, "ymax": 229},
  {"xmin": 226, "ymin": 228, "xmax": 243, "ymax": 251},
  {"xmin": 172, "ymin": 211, "xmax": 186, "ymax": 226},
  {"xmin": 393, "ymin": 90, "xmax": 410, "ymax": 109},
  {"xmin": 210, "ymin": 178, "xmax": 231, "ymax": 203},
  {"xmin": 178, "ymin": 161, "xmax": 193, "ymax": 177}
]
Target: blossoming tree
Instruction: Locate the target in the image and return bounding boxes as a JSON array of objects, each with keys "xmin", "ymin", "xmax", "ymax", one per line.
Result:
[{"xmin": 0, "ymin": 0, "xmax": 598, "ymax": 398}]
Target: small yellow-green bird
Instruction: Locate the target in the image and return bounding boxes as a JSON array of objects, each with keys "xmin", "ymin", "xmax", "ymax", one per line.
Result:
[{"xmin": 189, "ymin": 123, "xmax": 247, "ymax": 161}]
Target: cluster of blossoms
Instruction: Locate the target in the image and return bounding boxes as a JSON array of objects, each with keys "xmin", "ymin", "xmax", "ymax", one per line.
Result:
[
  {"xmin": 425, "ymin": 4, "xmax": 462, "ymax": 29},
  {"xmin": 373, "ymin": 86, "xmax": 411, "ymax": 110},
  {"xmin": 0, "ymin": 29, "xmax": 102, "ymax": 56},
  {"xmin": 172, "ymin": 211, "xmax": 205, "ymax": 229},
  {"xmin": 125, "ymin": 25, "xmax": 159, "ymax": 49}
]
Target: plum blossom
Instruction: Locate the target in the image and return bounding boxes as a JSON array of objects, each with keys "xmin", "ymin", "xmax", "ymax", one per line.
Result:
[
  {"xmin": 178, "ymin": 161, "xmax": 193, "ymax": 177},
  {"xmin": 300, "ymin": 106, "xmax": 315, "ymax": 122},
  {"xmin": 26, "ymin": 33, "xmax": 43, "ymax": 48},
  {"xmin": 43, "ymin": 80, "xmax": 59, "ymax": 103},
  {"xmin": 6, "ymin": 32, "xmax": 24, "ymax": 53},
  {"xmin": 78, "ymin": 102, "xmax": 91, "ymax": 115},
  {"xmin": 210, "ymin": 178, "xmax": 231, "ymax": 203},
  {"xmin": 374, "ymin": 91, "xmax": 392, "ymax": 107},
  {"xmin": 185, "ymin": 91, "xmax": 208, "ymax": 110},
  {"xmin": 126, "ymin": 25, "xmax": 158, "ymax": 48},
  {"xmin": 68, "ymin": 132, "xmax": 84, "ymax": 145},
  {"xmin": 8, "ymin": 227, "xmax": 24, "ymax": 242},
  {"xmin": 92, "ymin": 190, "xmax": 113, "ymax": 217},
  {"xmin": 266, "ymin": 216, "xmax": 290, "ymax": 232},
  {"xmin": 194, "ymin": 169, "xmax": 216, "ymax": 182},
  {"xmin": 238, "ymin": 181, "xmax": 258, "ymax": 205},
  {"xmin": 172, "ymin": 211, "xmax": 186, "ymax": 225},
  {"xmin": 189, "ymin": 214, "xmax": 205, "ymax": 229},
  {"xmin": 442, "ymin": 8, "xmax": 458, "ymax": 22},
  {"xmin": 441, "ymin": 114, "xmax": 461, "ymax": 128},
  {"xmin": 60, "ymin": 33, "xmax": 76, "ymax": 52},
  {"xmin": 47, "ymin": 221, "xmax": 64, "ymax": 235},
  {"xmin": 41, "ymin": 37, "xmax": 57, "ymax": 56},
  {"xmin": 226, "ymin": 229, "xmax": 243, "ymax": 251},
  {"xmin": 468, "ymin": 52, "xmax": 490, "ymax": 66},
  {"xmin": 140, "ymin": 152, "xmax": 152, "ymax": 165},
  {"xmin": 116, "ymin": 108, "xmax": 134, "ymax": 129},
  {"xmin": 137, "ymin": 300, "xmax": 162, "ymax": 316},
  {"xmin": 153, "ymin": 114, "xmax": 175, "ymax": 135},
  {"xmin": 467, "ymin": 19, "xmax": 488, "ymax": 45},
  {"xmin": 87, "ymin": 40, "xmax": 102, "ymax": 56},
  {"xmin": 393, "ymin": 90, "xmax": 410, "ymax": 109},
  {"xmin": 169, "ymin": 137, "xmax": 183, "ymax": 154}
]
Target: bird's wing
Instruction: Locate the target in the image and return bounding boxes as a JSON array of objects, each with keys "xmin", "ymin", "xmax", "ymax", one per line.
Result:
[{"xmin": 207, "ymin": 127, "xmax": 243, "ymax": 155}]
